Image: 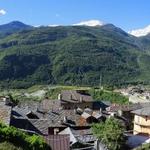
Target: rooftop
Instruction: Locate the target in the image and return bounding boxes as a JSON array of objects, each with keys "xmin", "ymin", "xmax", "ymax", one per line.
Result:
[
  {"xmin": 132, "ymin": 107, "xmax": 150, "ymax": 116},
  {"xmin": 61, "ymin": 90, "xmax": 93, "ymax": 103},
  {"xmin": 106, "ymin": 103, "xmax": 150, "ymax": 112},
  {"xmin": 59, "ymin": 127, "xmax": 96, "ymax": 145},
  {"xmin": 44, "ymin": 135, "xmax": 70, "ymax": 150}
]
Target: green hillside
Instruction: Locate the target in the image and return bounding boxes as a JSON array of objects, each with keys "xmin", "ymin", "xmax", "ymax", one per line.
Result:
[{"xmin": 0, "ymin": 22, "xmax": 149, "ymax": 88}]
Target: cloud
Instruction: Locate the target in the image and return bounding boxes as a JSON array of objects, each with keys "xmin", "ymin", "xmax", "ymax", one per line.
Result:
[
  {"xmin": 128, "ymin": 25, "xmax": 150, "ymax": 37},
  {"xmin": 73, "ymin": 20, "xmax": 105, "ymax": 27},
  {"xmin": 48, "ymin": 24, "xmax": 60, "ymax": 27},
  {"xmin": 0, "ymin": 9, "xmax": 6, "ymax": 16}
]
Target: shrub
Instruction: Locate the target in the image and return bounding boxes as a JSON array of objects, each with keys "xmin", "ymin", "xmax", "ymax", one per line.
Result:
[{"xmin": 0, "ymin": 123, "xmax": 50, "ymax": 150}]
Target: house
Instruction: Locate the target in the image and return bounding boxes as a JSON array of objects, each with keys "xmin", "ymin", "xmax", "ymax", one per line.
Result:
[
  {"xmin": 59, "ymin": 90, "xmax": 94, "ymax": 109},
  {"xmin": 106, "ymin": 103, "xmax": 150, "ymax": 129},
  {"xmin": 11, "ymin": 98, "xmax": 106, "ymax": 137},
  {"xmin": 81, "ymin": 111, "xmax": 104, "ymax": 124},
  {"xmin": 58, "ymin": 90, "xmax": 109, "ymax": 111},
  {"xmin": 59, "ymin": 127, "xmax": 96, "ymax": 149},
  {"xmin": 132, "ymin": 107, "xmax": 150, "ymax": 136},
  {"xmin": 11, "ymin": 102, "xmax": 92, "ymax": 135}
]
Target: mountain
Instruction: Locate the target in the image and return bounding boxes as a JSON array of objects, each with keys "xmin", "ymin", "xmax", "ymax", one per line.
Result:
[
  {"xmin": 128, "ymin": 25, "xmax": 150, "ymax": 37},
  {"xmin": 0, "ymin": 21, "xmax": 149, "ymax": 88},
  {"xmin": 0, "ymin": 21, "xmax": 33, "ymax": 38}
]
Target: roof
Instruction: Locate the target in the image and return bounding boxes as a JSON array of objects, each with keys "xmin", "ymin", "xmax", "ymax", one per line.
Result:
[
  {"xmin": 12, "ymin": 99, "xmax": 97, "ymax": 135},
  {"xmin": 44, "ymin": 135, "xmax": 70, "ymax": 150},
  {"xmin": 132, "ymin": 107, "xmax": 150, "ymax": 116},
  {"xmin": 59, "ymin": 127, "xmax": 96, "ymax": 144},
  {"xmin": 38, "ymin": 99, "xmax": 61, "ymax": 112},
  {"xmin": 92, "ymin": 111, "xmax": 103, "ymax": 119},
  {"xmin": 81, "ymin": 112, "xmax": 91, "ymax": 119},
  {"xmin": 92, "ymin": 101, "xmax": 111, "ymax": 110},
  {"xmin": 15, "ymin": 100, "xmax": 61, "ymax": 115},
  {"xmin": 12, "ymin": 105, "xmax": 90, "ymax": 133},
  {"xmin": 61, "ymin": 90, "xmax": 93, "ymax": 103},
  {"xmin": 59, "ymin": 127, "xmax": 77, "ymax": 144},
  {"xmin": 10, "ymin": 118, "xmax": 43, "ymax": 134},
  {"xmin": 0, "ymin": 104, "xmax": 11, "ymax": 125},
  {"xmin": 11, "ymin": 118, "xmax": 54, "ymax": 135},
  {"xmin": 106, "ymin": 103, "xmax": 150, "ymax": 112}
]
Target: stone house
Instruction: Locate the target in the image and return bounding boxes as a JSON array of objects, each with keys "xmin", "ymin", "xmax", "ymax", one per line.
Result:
[
  {"xmin": 132, "ymin": 107, "xmax": 150, "ymax": 136},
  {"xmin": 59, "ymin": 90, "xmax": 94, "ymax": 109}
]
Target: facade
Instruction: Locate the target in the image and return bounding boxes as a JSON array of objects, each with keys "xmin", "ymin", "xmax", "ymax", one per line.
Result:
[{"xmin": 132, "ymin": 107, "xmax": 150, "ymax": 135}]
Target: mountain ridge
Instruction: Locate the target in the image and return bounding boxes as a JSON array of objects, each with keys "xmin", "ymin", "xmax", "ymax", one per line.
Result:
[
  {"xmin": 0, "ymin": 21, "xmax": 150, "ymax": 88},
  {"xmin": 0, "ymin": 21, "xmax": 33, "ymax": 38}
]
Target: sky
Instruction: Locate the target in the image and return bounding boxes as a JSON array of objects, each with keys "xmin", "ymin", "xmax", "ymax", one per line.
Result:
[{"xmin": 0, "ymin": 0, "xmax": 150, "ymax": 31}]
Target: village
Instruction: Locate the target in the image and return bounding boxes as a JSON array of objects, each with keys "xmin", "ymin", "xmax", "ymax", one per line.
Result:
[{"xmin": 1, "ymin": 87, "xmax": 150, "ymax": 150}]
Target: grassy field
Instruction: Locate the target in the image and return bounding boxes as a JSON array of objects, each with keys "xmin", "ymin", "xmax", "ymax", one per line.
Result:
[{"xmin": 0, "ymin": 85, "xmax": 129, "ymax": 104}]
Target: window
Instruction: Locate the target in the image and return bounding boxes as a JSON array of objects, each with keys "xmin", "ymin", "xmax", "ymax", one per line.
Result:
[{"xmin": 145, "ymin": 116, "xmax": 148, "ymax": 121}]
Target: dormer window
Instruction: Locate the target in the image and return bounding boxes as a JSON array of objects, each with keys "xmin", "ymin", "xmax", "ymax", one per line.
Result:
[
  {"xmin": 26, "ymin": 111, "xmax": 39, "ymax": 119},
  {"xmin": 145, "ymin": 116, "xmax": 148, "ymax": 121}
]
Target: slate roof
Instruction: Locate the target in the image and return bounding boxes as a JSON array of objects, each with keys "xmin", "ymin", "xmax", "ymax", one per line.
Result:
[
  {"xmin": 61, "ymin": 90, "xmax": 93, "ymax": 103},
  {"xmin": 132, "ymin": 107, "xmax": 150, "ymax": 116},
  {"xmin": 81, "ymin": 112, "xmax": 91, "ymax": 119},
  {"xmin": 59, "ymin": 127, "xmax": 96, "ymax": 144},
  {"xmin": 38, "ymin": 99, "xmax": 61, "ymax": 112},
  {"xmin": 0, "ymin": 103, "xmax": 11, "ymax": 125},
  {"xmin": 44, "ymin": 135, "xmax": 70, "ymax": 150},
  {"xmin": 11, "ymin": 103, "xmax": 91, "ymax": 135},
  {"xmin": 11, "ymin": 98, "xmax": 105, "ymax": 136},
  {"xmin": 10, "ymin": 118, "xmax": 56, "ymax": 135},
  {"xmin": 106, "ymin": 103, "xmax": 150, "ymax": 112},
  {"xmin": 92, "ymin": 111, "xmax": 103, "ymax": 119},
  {"xmin": 15, "ymin": 102, "xmax": 90, "ymax": 125}
]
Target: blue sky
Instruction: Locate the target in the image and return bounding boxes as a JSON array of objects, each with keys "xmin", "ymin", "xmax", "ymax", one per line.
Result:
[{"xmin": 0, "ymin": 0, "xmax": 150, "ymax": 31}]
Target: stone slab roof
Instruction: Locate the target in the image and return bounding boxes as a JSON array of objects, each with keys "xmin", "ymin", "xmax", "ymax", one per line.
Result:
[
  {"xmin": 107, "ymin": 103, "xmax": 150, "ymax": 112},
  {"xmin": 61, "ymin": 90, "xmax": 93, "ymax": 103},
  {"xmin": 59, "ymin": 127, "xmax": 96, "ymax": 144},
  {"xmin": 44, "ymin": 135, "xmax": 70, "ymax": 150},
  {"xmin": 132, "ymin": 107, "xmax": 150, "ymax": 116}
]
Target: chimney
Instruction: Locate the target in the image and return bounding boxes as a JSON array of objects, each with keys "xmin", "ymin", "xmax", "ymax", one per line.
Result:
[
  {"xmin": 63, "ymin": 116, "xmax": 67, "ymax": 123},
  {"xmin": 80, "ymin": 96, "xmax": 83, "ymax": 102},
  {"xmin": 99, "ymin": 108, "xmax": 102, "ymax": 114},
  {"xmin": 58, "ymin": 94, "xmax": 62, "ymax": 100}
]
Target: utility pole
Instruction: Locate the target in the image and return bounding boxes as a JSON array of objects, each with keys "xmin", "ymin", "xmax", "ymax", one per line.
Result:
[{"xmin": 99, "ymin": 74, "xmax": 103, "ymax": 90}]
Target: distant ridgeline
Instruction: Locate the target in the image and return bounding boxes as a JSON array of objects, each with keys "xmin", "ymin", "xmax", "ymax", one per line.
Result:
[{"xmin": 0, "ymin": 21, "xmax": 150, "ymax": 88}]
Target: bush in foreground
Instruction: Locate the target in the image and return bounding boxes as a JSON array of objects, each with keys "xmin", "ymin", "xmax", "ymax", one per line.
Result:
[
  {"xmin": 0, "ymin": 123, "xmax": 50, "ymax": 150},
  {"xmin": 92, "ymin": 118, "xmax": 127, "ymax": 150}
]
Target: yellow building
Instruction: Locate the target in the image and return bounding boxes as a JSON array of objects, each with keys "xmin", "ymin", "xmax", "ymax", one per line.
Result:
[{"xmin": 132, "ymin": 107, "xmax": 150, "ymax": 136}]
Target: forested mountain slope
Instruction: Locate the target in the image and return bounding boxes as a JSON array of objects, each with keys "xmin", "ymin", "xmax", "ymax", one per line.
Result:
[{"xmin": 0, "ymin": 22, "xmax": 150, "ymax": 88}]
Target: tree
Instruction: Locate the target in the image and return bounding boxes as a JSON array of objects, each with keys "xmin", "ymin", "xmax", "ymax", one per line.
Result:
[{"xmin": 92, "ymin": 117, "xmax": 126, "ymax": 150}]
